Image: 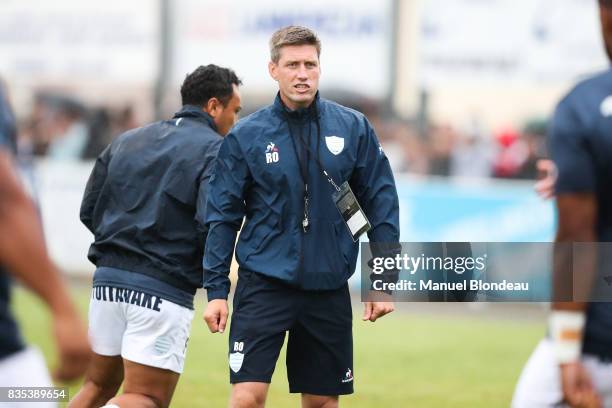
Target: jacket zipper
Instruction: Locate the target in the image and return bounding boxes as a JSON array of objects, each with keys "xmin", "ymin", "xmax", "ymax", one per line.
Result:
[{"xmin": 296, "ymin": 122, "xmax": 309, "ymax": 287}]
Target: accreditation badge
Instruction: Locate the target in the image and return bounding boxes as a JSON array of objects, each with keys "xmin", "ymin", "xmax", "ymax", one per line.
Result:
[{"xmin": 332, "ymin": 181, "xmax": 371, "ymax": 242}]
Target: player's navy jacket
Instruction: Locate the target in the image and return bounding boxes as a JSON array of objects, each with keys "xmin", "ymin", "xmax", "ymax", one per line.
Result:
[
  {"xmin": 550, "ymin": 67, "xmax": 612, "ymax": 358},
  {"xmin": 203, "ymin": 93, "xmax": 400, "ymax": 300},
  {"xmin": 0, "ymin": 87, "xmax": 25, "ymax": 359},
  {"xmin": 81, "ymin": 105, "xmax": 222, "ymax": 306}
]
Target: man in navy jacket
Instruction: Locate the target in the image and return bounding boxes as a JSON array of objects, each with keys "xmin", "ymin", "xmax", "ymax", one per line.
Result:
[
  {"xmin": 203, "ymin": 26, "xmax": 400, "ymax": 408},
  {"xmin": 72, "ymin": 65, "xmax": 242, "ymax": 408}
]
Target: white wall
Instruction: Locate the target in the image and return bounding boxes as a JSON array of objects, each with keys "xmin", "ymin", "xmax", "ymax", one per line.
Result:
[{"xmin": 394, "ymin": 0, "xmax": 609, "ymax": 127}]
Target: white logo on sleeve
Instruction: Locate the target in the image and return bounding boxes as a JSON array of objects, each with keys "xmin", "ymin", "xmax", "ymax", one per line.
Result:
[
  {"xmin": 325, "ymin": 136, "xmax": 344, "ymax": 155},
  {"xmin": 229, "ymin": 341, "xmax": 245, "ymax": 373},
  {"xmin": 265, "ymin": 142, "xmax": 280, "ymax": 163},
  {"xmin": 601, "ymin": 96, "xmax": 612, "ymax": 118},
  {"xmin": 341, "ymin": 367, "xmax": 354, "ymax": 383}
]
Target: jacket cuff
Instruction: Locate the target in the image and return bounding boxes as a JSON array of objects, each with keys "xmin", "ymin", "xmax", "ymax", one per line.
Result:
[{"xmin": 206, "ymin": 288, "xmax": 229, "ymax": 301}]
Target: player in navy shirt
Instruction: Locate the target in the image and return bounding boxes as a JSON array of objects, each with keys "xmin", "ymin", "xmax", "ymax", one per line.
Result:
[{"xmin": 513, "ymin": 1, "xmax": 612, "ymax": 406}]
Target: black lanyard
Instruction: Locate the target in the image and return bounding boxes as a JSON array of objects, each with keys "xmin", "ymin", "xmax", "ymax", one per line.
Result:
[
  {"xmin": 284, "ymin": 111, "xmax": 313, "ymax": 232},
  {"xmin": 282, "ymin": 104, "xmax": 342, "ymax": 232},
  {"xmin": 284, "ymin": 108, "xmax": 341, "ymax": 191},
  {"xmin": 286, "ymin": 117, "xmax": 311, "ymax": 190}
]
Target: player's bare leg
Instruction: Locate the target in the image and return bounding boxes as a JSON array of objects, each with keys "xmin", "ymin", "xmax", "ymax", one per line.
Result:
[
  {"xmin": 105, "ymin": 359, "xmax": 180, "ymax": 408},
  {"xmin": 302, "ymin": 394, "xmax": 339, "ymax": 408},
  {"xmin": 230, "ymin": 382, "xmax": 269, "ymax": 408},
  {"xmin": 68, "ymin": 354, "xmax": 123, "ymax": 408}
]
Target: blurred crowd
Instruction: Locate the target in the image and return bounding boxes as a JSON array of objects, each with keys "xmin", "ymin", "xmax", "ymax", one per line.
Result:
[
  {"xmin": 15, "ymin": 91, "xmax": 547, "ymax": 180},
  {"xmin": 17, "ymin": 92, "xmax": 138, "ymax": 161},
  {"xmin": 358, "ymin": 96, "xmax": 548, "ymax": 180},
  {"xmin": 372, "ymin": 116, "xmax": 547, "ymax": 180}
]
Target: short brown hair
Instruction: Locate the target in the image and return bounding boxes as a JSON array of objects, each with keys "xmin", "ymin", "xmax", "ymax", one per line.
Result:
[{"xmin": 269, "ymin": 26, "xmax": 321, "ymax": 63}]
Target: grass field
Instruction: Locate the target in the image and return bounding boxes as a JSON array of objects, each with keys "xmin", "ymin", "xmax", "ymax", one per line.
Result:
[{"xmin": 13, "ymin": 286, "xmax": 545, "ymax": 407}]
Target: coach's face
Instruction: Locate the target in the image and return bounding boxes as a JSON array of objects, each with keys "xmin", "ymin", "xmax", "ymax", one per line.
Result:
[{"xmin": 268, "ymin": 44, "xmax": 320, "ymax": 111}]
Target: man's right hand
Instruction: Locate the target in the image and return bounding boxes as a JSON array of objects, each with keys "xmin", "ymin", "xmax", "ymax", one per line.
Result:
[
  {"xmin": 560, "ymin": 361, "xmax": 602, "ymax": 408},
  {"xmin": 203, "ymin": 299, "xmax": 229, "ymax": 333}
]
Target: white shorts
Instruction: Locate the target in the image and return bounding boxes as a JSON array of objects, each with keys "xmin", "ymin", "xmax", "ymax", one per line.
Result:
[
  {"xmin": 0, "ymin": 347, "xmax": 56, "ymax": 408},
  {"xmin": 512, "ymin": 339, "xmax": 612, "ymax": 407},
  {"xmin": 88, "ymin": 286, "xmax": 194, "ymax": 374}
]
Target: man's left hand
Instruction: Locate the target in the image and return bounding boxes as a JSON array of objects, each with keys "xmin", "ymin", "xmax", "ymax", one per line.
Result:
[{"xmin": 362, "ymin": 301, "xmax": 394, "ymax": 322}]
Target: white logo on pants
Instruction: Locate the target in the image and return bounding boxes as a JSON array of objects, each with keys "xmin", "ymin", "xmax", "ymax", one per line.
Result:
[
  {"xmin": 229, "ymin": 352, "xmax": 244, "ymax": 373},
  {"xmin": 230, "ymin": 341, "xmax": 245, "ymax": 373}
]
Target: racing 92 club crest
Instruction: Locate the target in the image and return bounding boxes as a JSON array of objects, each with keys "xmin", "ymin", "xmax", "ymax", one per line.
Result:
[
  {"xmin": 325, "ymin": 135, "xmax": 344, "ymax": 155},
  {"xmin": 229, "ymin": 341, "xmax": 245, "ymax": 373},
  {"xmin": 601, "ymin": 95, "xmax": 612, "ymax": 118}
]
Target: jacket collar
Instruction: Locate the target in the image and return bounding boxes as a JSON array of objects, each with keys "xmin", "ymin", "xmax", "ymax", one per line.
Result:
[
  {"xmin": 273, "ymin": 92, "xmax": 322, "ymax": 121},
  {"xmin": 173, "ymin": 105, "xmax": 217, "ymax": 132}
]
